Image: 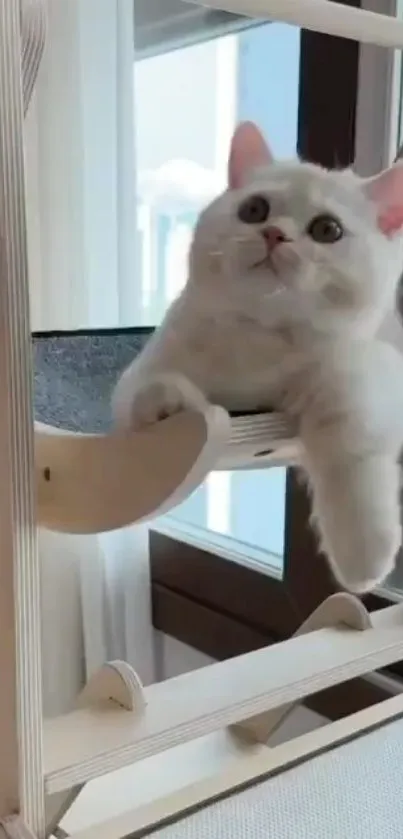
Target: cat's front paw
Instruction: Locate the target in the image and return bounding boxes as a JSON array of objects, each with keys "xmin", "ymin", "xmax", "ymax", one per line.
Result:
[
  {"xmin": 113, "ymin": 379, "xmax": 184, "ymax": 431},
  {"xmin": 113, "ymin": 373, "xmax": 208, "ymax": 432}
]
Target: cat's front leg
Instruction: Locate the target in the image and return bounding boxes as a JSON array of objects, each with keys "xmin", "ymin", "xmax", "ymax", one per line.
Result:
[
  {"xmin": 294, "ymin": 340, "xmax": 403, "ymax": 593},
  {"xmin": 302, "ymin": 443, "xmax": 401, "ymax": 594}
]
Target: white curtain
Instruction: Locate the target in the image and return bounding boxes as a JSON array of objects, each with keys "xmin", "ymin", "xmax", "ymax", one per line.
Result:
[
  {"xmin": 25, "ymin": 0, "xmax": 156, "ymax": 715},
  {"xmin": 26, "ymin": 0, "xmax": 138, "ymax": 329}
]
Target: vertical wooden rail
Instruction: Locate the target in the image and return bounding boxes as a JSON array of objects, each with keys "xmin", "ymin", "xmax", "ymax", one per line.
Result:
[{"xmin": 0, "ymin": 0, "xmax": 45, "ymax": 835}]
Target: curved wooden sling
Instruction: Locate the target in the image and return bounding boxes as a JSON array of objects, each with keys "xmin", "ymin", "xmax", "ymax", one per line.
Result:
[{"xmin": 35, "ymin": 397, "xmax": 300, "ymax": 533}]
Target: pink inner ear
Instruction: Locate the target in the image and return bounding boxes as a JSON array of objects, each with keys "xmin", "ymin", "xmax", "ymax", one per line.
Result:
[
  {"xmin": 378, "ymin": 206, "xmax": 403, "ymax": 237},
  {"xmin": 363, "ymin": 163, "xmax": 403, "ymax": 236},
  {"xmin": 228, "ymin": 121, "xmax": 273, "ymax": 190}
]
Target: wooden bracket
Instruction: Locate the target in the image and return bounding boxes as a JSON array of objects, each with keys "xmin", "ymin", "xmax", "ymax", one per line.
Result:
[
  {"xmin": 45, "ymin": 662, "xmax": 144, "ymax": 837},
  {"xmin": 76, "ymin": 661, "xmax": 145, "ymax": 713},
  {"xmin": 233, "ymin": 593, "xmax": 371, "ymax": 744}
]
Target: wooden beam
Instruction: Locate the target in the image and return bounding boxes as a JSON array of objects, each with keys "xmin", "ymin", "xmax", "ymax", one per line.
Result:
[{"xmin": 0, "ymin": 0, "xmax": 44, "ymax": 832}]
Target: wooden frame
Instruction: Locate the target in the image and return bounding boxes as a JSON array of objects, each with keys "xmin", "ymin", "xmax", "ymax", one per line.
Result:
[
  {"xmin": 4, "ymin": 2, "xmax": 403, "ymax": 838},
  {"xmin": 0, "ymin": 0, "xmax": 45, "ymax": 831},
  {"xmin": 46, "ymin": 593, "xmax": 403, "ymax": 837},
  {"xmin": 39, "ymin": 596, "xmax": 403, "ymax": 791}
]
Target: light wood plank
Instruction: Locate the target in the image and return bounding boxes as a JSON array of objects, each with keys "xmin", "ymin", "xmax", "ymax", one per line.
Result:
[{"xmin": 0, "ymin": 0, "xmax": 44, "ymax": 832}]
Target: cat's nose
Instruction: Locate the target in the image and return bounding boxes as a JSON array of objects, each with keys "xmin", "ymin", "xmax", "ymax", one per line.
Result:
[{"xmin": 261, "ymin": 225, "xmax": 285, "ymax": 251}]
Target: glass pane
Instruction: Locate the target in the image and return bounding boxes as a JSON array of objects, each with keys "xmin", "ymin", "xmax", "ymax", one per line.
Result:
[
  {"xmin": 25, "ymin": 2, "xmax": 299, "ymax": 332},
  {"xmin": 142, "ymin": 19, "xmax": 301, "ymax": 576},
  {"xmin": 166, "ymin": 469, "xmax": 286, "ymax": 576},
  {"xmin": 135, "ymin": 20, "xmax": 300, "ymax": 325}
]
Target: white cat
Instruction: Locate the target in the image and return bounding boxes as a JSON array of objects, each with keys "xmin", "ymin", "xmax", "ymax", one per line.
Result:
[{"xmin": 113, "ymin": 121, "xmax": 403, "ymax": 594}]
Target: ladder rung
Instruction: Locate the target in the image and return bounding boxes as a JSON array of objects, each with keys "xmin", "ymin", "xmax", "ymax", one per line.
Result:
[{"xmin": 44, "ymin": 604, "xmax": 403, "ymax": 793}]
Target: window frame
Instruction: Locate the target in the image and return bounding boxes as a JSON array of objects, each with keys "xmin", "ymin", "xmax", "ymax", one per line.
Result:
[
  {"xmin": 134, "ymin": 0, "xmax": 259, "ymax": 60},
  {"xmin": 150, "ymin": 0, "xmax": 403, "ymax": 717}
]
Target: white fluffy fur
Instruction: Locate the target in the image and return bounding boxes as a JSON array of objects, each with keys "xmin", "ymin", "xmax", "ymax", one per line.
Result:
[{"xmin": 113, "ymin": 124, "xmax": 403, "ymax": 593}]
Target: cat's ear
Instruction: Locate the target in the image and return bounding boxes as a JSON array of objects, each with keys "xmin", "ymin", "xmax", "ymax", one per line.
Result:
[
  {"xmin": 228, "ymin": 121, "xmax": 273, "ymax": 190},
  {"xmin": 362, "ymin": 162, "xmax": 403, "ymax": 236}
]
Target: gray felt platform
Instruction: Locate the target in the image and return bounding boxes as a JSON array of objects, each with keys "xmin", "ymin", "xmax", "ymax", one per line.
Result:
[{"xmin": 33, "ymin": 328, "xmax": 152, "ymax": 433}]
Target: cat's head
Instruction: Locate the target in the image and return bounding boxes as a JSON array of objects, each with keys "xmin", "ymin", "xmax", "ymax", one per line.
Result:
[{"xmin": 189, "ymin": 121, "xmax": 403, "ymax": 334}]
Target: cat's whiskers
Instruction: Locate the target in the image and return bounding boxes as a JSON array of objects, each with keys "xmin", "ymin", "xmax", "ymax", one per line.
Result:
[
  {"xmin": 278, "ymin": 243, "xmax": 300, "ymax": 266},
  {"xmin": 261, "ymin": 244, "xmax": 301, "ymax": 278},
  {"xmin": 251, "ymin": 254, "xmax": 277, "ymax": 273}
]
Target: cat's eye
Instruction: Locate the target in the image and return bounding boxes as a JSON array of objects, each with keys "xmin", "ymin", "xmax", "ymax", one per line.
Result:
[
  {"xmin": 237, "ymin": 194, "xmax": 270, "ymax": 225},
  {"xmin": 307, "ymin": 214, "xmax": 344, "ymax": 243}
]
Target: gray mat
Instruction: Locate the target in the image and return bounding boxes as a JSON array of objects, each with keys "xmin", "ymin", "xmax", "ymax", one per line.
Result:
[{"xmin": 33, "ymin": 328, "xmax": 152, "ymax": 433}]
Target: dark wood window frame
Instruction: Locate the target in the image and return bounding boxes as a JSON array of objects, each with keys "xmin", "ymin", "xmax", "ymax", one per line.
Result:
[{"xmin": 150, "ymin": 1, "xmax": 400, "ymax": 720}]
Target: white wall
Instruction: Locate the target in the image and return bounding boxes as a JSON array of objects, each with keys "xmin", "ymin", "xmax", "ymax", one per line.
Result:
[{"xmin": 156, "ymin": 632, "xmax": 214, "ymax": 680}]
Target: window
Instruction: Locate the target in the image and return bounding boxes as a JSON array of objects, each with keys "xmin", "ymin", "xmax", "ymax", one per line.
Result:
[
  {"xmin": 135, "ymin": 18, "xmax": 300, "ymax": 572},
  {"xmin": 150, "ymin": 0, "xmax": 403, "ymax": 720},
  {"xmin": 134, "ymin": 20, "xmax": 300, "ymax": 325}
]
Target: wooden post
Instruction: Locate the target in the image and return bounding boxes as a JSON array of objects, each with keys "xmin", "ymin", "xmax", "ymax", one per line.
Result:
[{"xmin": 0, "ymin": 1, "xmax": 45, "ymax": 834}]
